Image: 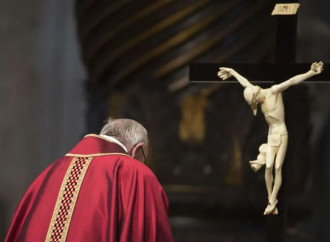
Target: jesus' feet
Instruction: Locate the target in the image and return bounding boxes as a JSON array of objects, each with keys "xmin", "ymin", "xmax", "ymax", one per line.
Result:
[{"xmin": 264, "ymin": 200, "xmax": 278, "ymax": 215}]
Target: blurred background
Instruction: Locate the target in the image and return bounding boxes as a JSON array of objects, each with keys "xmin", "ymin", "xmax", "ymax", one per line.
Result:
[{"xmin": 1, "ymin": 0, "xmax": 330, "ymax": 241}]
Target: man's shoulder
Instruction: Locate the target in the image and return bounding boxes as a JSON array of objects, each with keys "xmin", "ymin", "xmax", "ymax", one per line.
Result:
[
  {"xmin": 113, "ymin": 156, "xmax": 158, "ymax": 181},
  {"xmin": 91, "ymin": 154, "xmax": 154, "ymax": 175},
  {"xmin": 122, "ymin": 156, "xmax": 154, "ymax": 174}
]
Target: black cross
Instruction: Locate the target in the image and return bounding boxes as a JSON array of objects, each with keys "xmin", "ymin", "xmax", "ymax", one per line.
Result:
[{"xmin": 189, "ymin": 1, "xmax": 329, "ymax": 242}]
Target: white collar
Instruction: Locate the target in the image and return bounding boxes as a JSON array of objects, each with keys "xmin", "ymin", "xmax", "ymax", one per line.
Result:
[{"xmin": 100, "ymin": 135, "xmax": 128, "ymax": 153}]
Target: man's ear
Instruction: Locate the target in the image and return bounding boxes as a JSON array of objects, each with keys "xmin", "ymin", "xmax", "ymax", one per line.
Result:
[{"xmin": 131, "ymin": 142, "xmax": 144, "ymax": 159}]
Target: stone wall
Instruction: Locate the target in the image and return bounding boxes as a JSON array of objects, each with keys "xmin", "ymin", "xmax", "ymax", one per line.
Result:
[{"xmin": 0, "ymin": 0, "xmax": 86, "ymax": 239}]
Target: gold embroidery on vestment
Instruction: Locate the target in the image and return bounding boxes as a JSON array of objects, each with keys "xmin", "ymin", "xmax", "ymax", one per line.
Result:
[{"xmin": 45, "ymin": 156, "xmax": 93, "ymax": 242}]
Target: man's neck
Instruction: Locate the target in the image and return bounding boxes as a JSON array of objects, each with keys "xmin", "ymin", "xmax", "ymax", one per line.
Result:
[{"xmin": 100, "ymin": 135, "xmax": 128, "ymax": 153}]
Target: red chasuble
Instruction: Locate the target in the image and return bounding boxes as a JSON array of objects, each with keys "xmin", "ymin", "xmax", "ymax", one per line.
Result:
[{"xmin": 6, "ymin": 134, "xmax": 173, "ymax": 242}]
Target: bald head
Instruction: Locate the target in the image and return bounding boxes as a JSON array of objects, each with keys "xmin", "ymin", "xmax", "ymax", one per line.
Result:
[{"xmin": 100, "ymin": 118, "xmax": 148, "ymax": 153}]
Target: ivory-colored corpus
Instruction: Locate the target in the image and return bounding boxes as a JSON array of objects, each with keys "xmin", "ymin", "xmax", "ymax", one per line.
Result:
[{"xmin": 218, "ymin": 62, "xmax": 324, "ymax": 215}]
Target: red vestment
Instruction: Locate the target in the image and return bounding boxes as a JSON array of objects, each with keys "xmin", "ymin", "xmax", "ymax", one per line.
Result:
[{"xmin": 6, "ymin": 134, "xmax": 173, "ymax": 242}]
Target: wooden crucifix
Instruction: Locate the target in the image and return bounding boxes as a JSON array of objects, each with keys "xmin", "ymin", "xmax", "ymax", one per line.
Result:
[{"xmin": 189, "ymin": 1, "xmax": 329, "ymax": 241}]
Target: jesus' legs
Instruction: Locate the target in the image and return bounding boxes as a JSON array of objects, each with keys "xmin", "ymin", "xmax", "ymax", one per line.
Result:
[
  {"xmin": 269, "ymin": 135, "xmax": 288, "ymax": 204},
  {"xmin": 265, "ymin": 146, "xmax": 276, "ymax": 200}
]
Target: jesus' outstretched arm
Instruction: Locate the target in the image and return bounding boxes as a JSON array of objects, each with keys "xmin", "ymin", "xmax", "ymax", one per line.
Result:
[
  {"xmin": 218, "ymin": 67, "xmax": 253, "ymax": 88},
  {"xmin": 271, "ymin": 61, "xmax": 324, "ymax": 93}
]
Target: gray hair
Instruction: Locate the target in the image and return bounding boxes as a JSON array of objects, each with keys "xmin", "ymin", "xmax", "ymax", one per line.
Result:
[{"xmin": 100, "ymin": 118, "xmax": 148, "ymax": 151}]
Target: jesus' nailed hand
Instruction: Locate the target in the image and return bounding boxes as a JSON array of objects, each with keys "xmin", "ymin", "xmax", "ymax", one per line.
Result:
[{"xmin": 217, "ymin": 62, "xmax": 323, "ymax": 215}]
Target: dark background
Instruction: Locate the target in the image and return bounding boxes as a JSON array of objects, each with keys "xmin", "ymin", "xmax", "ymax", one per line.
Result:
[{"xmin": 1, "ymin": 0, "xmax": 330, "ymax": 241}]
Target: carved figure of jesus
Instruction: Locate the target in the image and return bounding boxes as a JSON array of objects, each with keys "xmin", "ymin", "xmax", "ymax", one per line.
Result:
[{"xmin": 218, "ymin": 62, "xmax": 324, "ymax": 215}]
